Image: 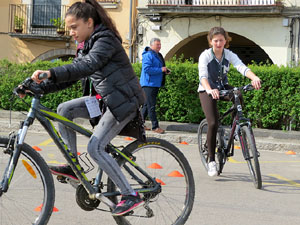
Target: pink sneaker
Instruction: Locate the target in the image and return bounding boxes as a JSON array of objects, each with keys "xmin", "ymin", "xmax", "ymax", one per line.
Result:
[{"xmin": 112, "ymin": 193, "xmax": 144, "ymax": 216}]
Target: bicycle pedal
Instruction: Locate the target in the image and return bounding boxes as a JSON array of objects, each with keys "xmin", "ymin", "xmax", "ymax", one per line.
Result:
[
  {"xmin": 123, "ymin": 210, "xmax": 134, "ymax": 216},
  {"xmin": 56, "ymin": 175, "xmax": 67, "ymax": 184},
  {"xmin": 228, "ymin": 152, "xmax": 234, "ymax": 157}
]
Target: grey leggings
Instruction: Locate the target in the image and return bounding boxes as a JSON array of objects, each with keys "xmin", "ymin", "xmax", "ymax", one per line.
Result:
[{"xmin": 57, "ymin": 96, "xmax": 136, "ymax": 195}]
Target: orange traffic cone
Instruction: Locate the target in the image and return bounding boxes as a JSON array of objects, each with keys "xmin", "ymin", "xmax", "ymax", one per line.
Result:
[
  {"xmin": 156, "ymin": 178, "xmax": 166, "ymax": 185},
  {"xmin": 32, "ymin": 146, "xmax": 42, "ymax": 151},
  {"xmin": 168, "ymin": 170, "xmax": 184, "ymax": 177},
  {"xmin": 286, "ymin": 150, "xmax": 296, "ymax": 155},
  {"xmin": 35, "ymin": 204, "xmax": 59, "ymax": 212},
  {"xmin": 148, "ymin": 163, "xmax": 163, "ymax": 169}
]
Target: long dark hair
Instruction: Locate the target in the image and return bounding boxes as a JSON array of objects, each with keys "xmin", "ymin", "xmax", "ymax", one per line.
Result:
[{"xmin": 66, "ymin": 0, "xmax": 122, "ymax": 42}]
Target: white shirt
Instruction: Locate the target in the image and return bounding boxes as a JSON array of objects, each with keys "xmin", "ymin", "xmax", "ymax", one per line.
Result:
[{"xmin": 198, "ymin": 48, "xmax": 250, "ymax": 92}]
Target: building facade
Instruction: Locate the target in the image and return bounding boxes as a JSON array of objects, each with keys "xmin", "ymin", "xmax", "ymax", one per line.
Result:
[
  {"xmin": 0, "ymin": 0, "xmax": 137, "ymax": 63},
  {"xmin": 136, "ymin": 0, "xmax": 300, "ymax": 66},
  {"xmin": 2, "ymin": 0, "xmax": 300, "ymax": 66}
]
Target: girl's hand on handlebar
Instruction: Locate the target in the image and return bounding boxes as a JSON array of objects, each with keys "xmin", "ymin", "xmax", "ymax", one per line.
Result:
[
  {"xmin": 16, "ymin": 85, "xmax": 26, "ymax": 98},
  {"xmin": 251, "ymin": 77, "xmax": 261, "ymax": 90},
  {"xmin": 206, "ymin": 89, "xmax": 219, "ymax": 99},
  {"xmin": 31, "ymin": 70, "xmax": 50, "ymax": 84}
]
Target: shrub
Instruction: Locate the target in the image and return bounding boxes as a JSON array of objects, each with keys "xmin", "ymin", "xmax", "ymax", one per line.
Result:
[
  {"xmin": 0, "ymin": 59, "xmax": 299, "ymax": 130},
  {"xmin": 135, "ymin": 57, "xmax": 300, "ymax": 130},
  {"xmin": 0, "ymin": 59, "xmax": 81, "ymax": 111}
]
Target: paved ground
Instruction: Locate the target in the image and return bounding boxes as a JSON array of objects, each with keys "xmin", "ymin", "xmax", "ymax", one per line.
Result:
[
  {"xmin": 0, "ymin": 109, "xmax": 300, "ymax": 225},
  {"xmin": 1, "ymin": 132, "xmax": 300, "ymax": 225}
]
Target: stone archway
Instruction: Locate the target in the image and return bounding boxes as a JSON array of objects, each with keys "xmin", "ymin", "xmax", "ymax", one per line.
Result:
[
  {"xmin": 32, "ymin": 48, "xmax": 76, "ymax": 62},
  {"xmin": 166, "ymin": 32, "xmax": 273, "ymax": 65}
]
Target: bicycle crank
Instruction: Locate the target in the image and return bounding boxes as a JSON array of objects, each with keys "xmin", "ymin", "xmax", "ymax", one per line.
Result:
[{"xmin": 76, "ymin": 184, "xmax": 100, "ymax": 211}]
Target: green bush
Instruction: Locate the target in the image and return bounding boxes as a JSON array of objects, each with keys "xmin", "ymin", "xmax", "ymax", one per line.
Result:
[
  {"xmin": 0, "ymin": 59, "xmax": 299, "ymax": 130},
  {"xmin": 0, "ymin": 59, "xmax": 81, "ymax": 111},
  {"xmin": 135, "ymin": 57, "xmax": 300, "ymax": 130}
]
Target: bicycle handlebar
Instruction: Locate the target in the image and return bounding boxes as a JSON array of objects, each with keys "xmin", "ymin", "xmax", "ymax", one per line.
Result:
[
  {"xmin": 219, "ymin": 83, "xmax": 255, "ymax": 97},
  {"xmin": 13, "ymin": 73, "xmax": 48, "ymax": 97}
]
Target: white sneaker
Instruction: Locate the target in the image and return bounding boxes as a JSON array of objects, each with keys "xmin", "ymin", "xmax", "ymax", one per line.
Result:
[{"xmin": 207, "ymin": 161, "xmax": 218, "ymax": 177}]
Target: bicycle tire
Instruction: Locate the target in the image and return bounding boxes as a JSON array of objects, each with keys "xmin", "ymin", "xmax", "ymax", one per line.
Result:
[
  {"xmin": 240, "ymin": 126, "xmax": 262, "ymax": 189},
  {"xmin": 0, "ymin": 136, "xmax": 55, "ymax": 225},
  {"xmin": 108, "ymin": 137, "xmax": 195, "ymax": 225},
  {"xmin": 197, "ymin": 119, "xmax": 224, "ymax": 175}
]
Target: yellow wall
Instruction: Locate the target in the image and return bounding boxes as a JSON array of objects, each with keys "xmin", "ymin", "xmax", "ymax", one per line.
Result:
[
  {"xmin": 0, "ymin": 6, "xmax": 9, "ymax": 32},
  {"xmin": 0, "ymin": 0, "xmax": 132, "ymax": 63},
  {"xmin": 0, "ymin": 35, "xmax": 71, "ymax": 63}
]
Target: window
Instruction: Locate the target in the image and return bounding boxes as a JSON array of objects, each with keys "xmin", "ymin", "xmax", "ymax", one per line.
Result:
[{"xmin": 32, "ymin": 0, "xmax": 61, "ymax": 28}]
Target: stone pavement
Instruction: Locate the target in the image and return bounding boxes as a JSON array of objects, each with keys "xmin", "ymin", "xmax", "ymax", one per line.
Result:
[{"xmin": 0, "ymin": 109, "xmax": 299, "ymax": 153}]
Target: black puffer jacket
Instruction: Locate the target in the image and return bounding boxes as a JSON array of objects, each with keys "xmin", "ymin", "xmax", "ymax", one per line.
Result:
[{"xmin": 41, "ymin": 24, "xmax": 145, "ymax": 122}]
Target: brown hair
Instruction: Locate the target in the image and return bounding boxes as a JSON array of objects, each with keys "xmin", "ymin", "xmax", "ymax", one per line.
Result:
[
  {"xmin": 207, "ymin": 27, "xmax": 231, "ymax": 48},
  {"xmin": 66, "ymin": 0, "xmax": 121, "ymax": 42}
]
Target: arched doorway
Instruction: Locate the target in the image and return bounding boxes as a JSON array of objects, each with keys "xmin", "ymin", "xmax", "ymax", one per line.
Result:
[
  {"xmin": 32, "ymin": 48, "xmax": 76, "ymax": 62},
  {"xmin": 169, "ymin": 32, "xmax": 273, "ymax": 65}
]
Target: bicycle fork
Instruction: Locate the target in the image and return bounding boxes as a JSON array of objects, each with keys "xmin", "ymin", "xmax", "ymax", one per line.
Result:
[
  {"xmin": 0, "ymin": 119, "xmax": 30, "ymax": 194},
  {"xmin": 237, "ymin": 123, "xmax": 256, "ymax": 161}
]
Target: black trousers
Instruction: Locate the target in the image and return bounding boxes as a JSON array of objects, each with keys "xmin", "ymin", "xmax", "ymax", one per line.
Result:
[
  {"xmin": 142, "ymin": 86, "xmax": 160, "ymax": 130},
  {"xmin": 199, "ymin": 85, "xmax": 243, "ymax": 162}
]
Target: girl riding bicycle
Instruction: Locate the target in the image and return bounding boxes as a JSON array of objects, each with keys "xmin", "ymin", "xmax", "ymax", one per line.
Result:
[
  {"xmin": 28, "ymin": 0, "xmax": 145, "ymax": 216},
  {"xmin": 198, "ymin": 27, "xmax": 261, "ymax": 177}
]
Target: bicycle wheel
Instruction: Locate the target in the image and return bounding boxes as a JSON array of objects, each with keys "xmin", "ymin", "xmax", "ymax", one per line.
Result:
[
  {"xmin": 0, "ymin": 136, "xmax": 55, "ymax": 225},
  {"xmin": 240, "ymin": 126, "xmax": 262, "ymax": 189},
  {"xmin": 197, "ymin": 119, "xmax": 224, "ymax": 175},
  {"xmin": 108, "ymin": 137, "xmax": 195, "ymax": 225}
]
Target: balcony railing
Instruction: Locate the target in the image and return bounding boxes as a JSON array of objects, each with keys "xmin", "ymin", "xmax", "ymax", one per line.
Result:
[
  {"xmin": 148, "ymin": 0, "xmax": 277, "ymax": 6},
  {"xmin": 9, "ymin": 4, "xmax": 70, "ymax": 40}
]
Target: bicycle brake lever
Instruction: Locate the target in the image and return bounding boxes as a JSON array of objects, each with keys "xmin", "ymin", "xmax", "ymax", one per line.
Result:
[
  {"xmin": 219, "ymin": 90, "xmax": 229, "ymax": 96},
  {"xmin": 243, "ymin": 84, "xmax": 254, "ymax": 92},
  {"xmin": 13, "ymin": 86, "xmax": 26, "ymax": 95},
  {"xmin": 27, "ymin": 82, "xmax": 44, "ymax": 95}
]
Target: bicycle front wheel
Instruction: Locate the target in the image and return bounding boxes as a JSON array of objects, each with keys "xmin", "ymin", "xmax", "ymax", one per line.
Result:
[
  {"xmin": 108, "ymin": 137, "xmax": 195, "ymax": 225},
  {"xmin": 0, "ymin": 136, "xmax": 55, "ymax": 225},
  {"xmin": 240, "ymin": 126, "xmax": 262, "ymax": 189}
]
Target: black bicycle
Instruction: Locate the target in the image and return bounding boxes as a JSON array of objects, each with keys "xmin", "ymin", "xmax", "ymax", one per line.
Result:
[
  {"xmin": 0, "ymin": 76, "xmax": 195, "ymax": 225},
  {"xmin": 198, "ymin": 84, "xmax": 262, "ymax": 189}
]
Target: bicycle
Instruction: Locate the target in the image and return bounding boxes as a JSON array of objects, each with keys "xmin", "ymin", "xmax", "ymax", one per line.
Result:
[
  {"xmin": 197, "ymin": 83, "xmax": 262, "ymax": 189},
  {"xmin": 0, "ymin": 76, "xmax": 195, "ymax": 225}
]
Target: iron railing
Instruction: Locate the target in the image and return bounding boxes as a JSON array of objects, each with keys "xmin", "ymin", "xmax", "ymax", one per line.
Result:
[
  {"xmin": 9, "ymin": 4, "xmax": 69, "ymax": 37},
  {"xmin": 148, "ymin": 0, "xmax": 277, "ymax": 6}
]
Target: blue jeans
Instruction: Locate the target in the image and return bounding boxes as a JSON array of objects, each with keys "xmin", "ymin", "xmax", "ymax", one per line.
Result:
[
  {"xmin": 142, "ymin": 86, "xmax": 159, "ymax": 130},
  {"xmin": 57, "ymin": 96, "xmax": 136, "ymax": 195}
]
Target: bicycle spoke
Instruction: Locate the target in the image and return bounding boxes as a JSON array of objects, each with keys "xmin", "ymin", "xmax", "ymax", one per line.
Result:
[
  {"xmin": 108, "ymin": 138, "xmax": 195, "ymax": 225},
  {"xmin": 0, "ymin": 137, "xmax": 55, "ymax": 225}
]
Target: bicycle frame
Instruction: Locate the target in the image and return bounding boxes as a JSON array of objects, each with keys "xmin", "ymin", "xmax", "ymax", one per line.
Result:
[
  {"xmin": 219, "ymin": 88, "xmax": 251, "ymax": 158},
  {"xmin": 1, "ymin": 95, "xmax": 160, "ymax": 207}
]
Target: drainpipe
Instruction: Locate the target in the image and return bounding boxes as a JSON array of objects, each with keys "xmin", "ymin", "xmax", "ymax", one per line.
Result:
[{"xmin": 129, "ymin": 0, "xmax": 133, "ymax": 62}]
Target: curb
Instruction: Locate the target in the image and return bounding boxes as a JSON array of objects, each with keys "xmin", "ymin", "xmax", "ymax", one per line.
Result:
[{"xmin": 0, "ymin": 110, "xmax": 299, "ymax": 153}]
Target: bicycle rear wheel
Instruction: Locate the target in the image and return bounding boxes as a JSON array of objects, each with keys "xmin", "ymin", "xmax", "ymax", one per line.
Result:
[
  {"xmin": 197, "ymin": 119, "xmax": 224, "ymax": 175},
  {"xmin": 0, "ymin": 136, "xmax": 55, "ymax": 225},
  {"xmin": 240, "ymin": 126, "xmax": 262, "ymax": 189},
  {"xmin": 108, "ymin": 137, "xmax": 195, "ymax": 225}
]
